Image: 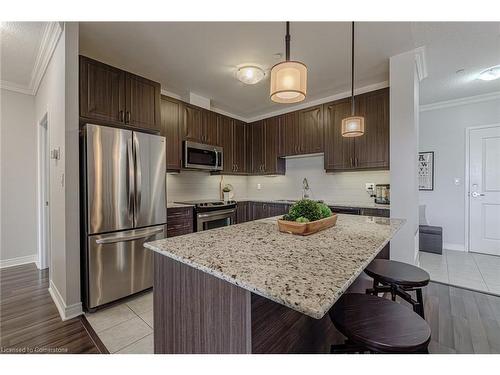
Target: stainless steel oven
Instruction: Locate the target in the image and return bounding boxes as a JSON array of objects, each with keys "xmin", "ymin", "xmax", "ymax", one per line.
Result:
[
  {"xmin": 176, "ymin": 200, "xmax": 236, "ymax": 232},
  {"xmin": 184, "ymin": 141, "xmax": 223, "ymax": 171}
]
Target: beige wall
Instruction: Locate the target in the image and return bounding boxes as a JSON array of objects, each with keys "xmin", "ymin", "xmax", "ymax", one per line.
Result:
[{"xmin": 0, "ymin": 89, "xmax": 37, "ymax": 263}]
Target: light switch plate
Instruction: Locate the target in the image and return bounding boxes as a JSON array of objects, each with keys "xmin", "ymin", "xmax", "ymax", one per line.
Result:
[{"xmin": 257, "ymin": 183, "xmax": 262, "ymax": 190}]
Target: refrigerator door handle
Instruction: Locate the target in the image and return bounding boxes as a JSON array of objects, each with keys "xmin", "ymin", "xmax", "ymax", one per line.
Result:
[
  {"xmin": 127, "ymin": 137, "xmax": 135, "ymax": 220},
  {"xmin": 133, "ymin": 134, "xmax": 142, "ymax": 227},
  {"xmin": 95, "ymin": 227, "xmax": 163, "ymax": 245}
]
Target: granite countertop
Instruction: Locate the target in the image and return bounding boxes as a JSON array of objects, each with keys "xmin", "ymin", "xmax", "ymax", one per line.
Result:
[
  {"xmin": 167, "ymin": 202, "xmax": 194, "ymax": 208},
  {"xmin": 236, "ymin": 198, "xmax": 390, "ymax": 210},
  {"xmin": 145, "ymin": 214, "xmax": 404, "ymax": 319}
]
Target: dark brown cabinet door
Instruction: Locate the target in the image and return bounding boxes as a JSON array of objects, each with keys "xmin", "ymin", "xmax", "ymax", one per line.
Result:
[
  {"xmin": 323, "ymin": 98, "xmax": 355, "ymax": 171},
  {"xmin": 251, "ymin": 202, "xmax": 271, "ymax": 220},
  {"xmin": 204, "ymin": 110, "xmax": 220, "ymax": 146},
  {"xmin": 160, "ymin": 96, "xmax": 182, "ymax": 171},
  {"xmin": 232, "ymin": 120, "xmax": 247, "ymax": 174},
  {"xmin": 218, "ymin": 115, "xmax": 234, "ymax": 173},
  {"xmin": 125, "ymin": 73, "xmax": 161, "ymax": 130},
  {"xmin": 166, "ymin": 207, "xmax": 193, "ymax": 237},
  {"xmin": 353, "ymin": 89, "xmax": 389, "ymax": 169},
  {"xmin": 250, "ymin": 121, "xmax": 265, "ymax": 174},
  {"xmin": 79, "ymin": 56, "xmax": 125, "ymax": 124},
  {"xmin": 278, "ymin": 111, "xmax": 300, "ymax": 156},
  {"xmin": 183, "ymin": 104, "xmax": 205, "ymax": 142},
  {"xmin": 236, "ymin": 201, "xmax": 249, "ymax": 223},
  {"xmin": 298, "ymin": 105, "xmax": 323, "ymax": 154},
  {"xmin": 263, "ymin": 117, "xmax": 285, "ymax": 175}
]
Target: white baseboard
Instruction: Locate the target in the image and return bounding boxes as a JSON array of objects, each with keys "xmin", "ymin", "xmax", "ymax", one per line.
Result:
[
  {"xmin": 0, "ymin": 254, "xmax": 38, "ymax": 268},
  {"xmin": 48, "ymin": 280, "xmax": 83, "ymax": 321},
  {"xmin": 444, "ymin": 243, "xmax": 466, "ymax": 252}
]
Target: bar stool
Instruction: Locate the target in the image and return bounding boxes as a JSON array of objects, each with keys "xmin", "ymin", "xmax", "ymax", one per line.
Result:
[
  {"xmin": 364, "ymin": 259, "xmax": 430, "ymax": 318},
  {"xmin": 329, "ymin": 293, "xmax": 431, "ymax": 354}
]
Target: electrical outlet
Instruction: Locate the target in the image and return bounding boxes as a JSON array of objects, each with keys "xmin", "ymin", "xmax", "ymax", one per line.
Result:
[
  {"xmin": 365, "ymin": 182, "xmax": 375, "ymax": 192},
  {"xmin": 257, "ymin": 183, "xmax": 262, "ymax": 190}
]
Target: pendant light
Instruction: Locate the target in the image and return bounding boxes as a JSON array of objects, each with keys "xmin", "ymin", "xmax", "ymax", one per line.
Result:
[
  {"xmin": 270, "ymin": 22, "xmax": 307, "ymax": 104},
  {"xmin": 341, "ymin": 22, "xmax": 365, "ymax": 137}
]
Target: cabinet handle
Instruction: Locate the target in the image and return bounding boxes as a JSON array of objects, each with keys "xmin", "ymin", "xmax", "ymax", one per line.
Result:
[
  {"xmin": 126, "ymin": 111, "xmax": 131, "ymax": 124},
  {"xmin": 355, "ymin": 157, "xmax": 358, "ymax": 167},
  {"xmin": 119, "ymin": 110, "xmax": 124, "ymax": 122},
  {"xmin": 350, "ymin": 157, "xmax": 353, "ymax": 167}
]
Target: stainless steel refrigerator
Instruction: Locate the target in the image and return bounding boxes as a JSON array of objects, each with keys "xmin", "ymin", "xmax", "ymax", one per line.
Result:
[{"xmin": 82, "ymin": 124, "xmax": 166, "ymax": 310}]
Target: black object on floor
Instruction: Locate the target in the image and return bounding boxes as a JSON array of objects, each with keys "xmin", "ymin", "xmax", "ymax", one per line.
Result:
[
  {"xmin": 329, "ymin": 293, "xmax": 431, "ymax": 354},
  {"xmin": 419, "ymin": 225, "xmax": 443, "ymax": 254},
  {"xmin": 364, "ymin": 259, "xmax": 430, "ymax": 318}
]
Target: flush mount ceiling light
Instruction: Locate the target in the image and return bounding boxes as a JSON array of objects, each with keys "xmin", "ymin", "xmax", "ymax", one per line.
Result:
[
  {"xmin": 270, "ymin": 22, "xmax": 307, "ymax": 104},
  {"xmin": 478, "ymin": 65, "xmax": 500, "ymax": 81},
  {"xmin": 342, "ymin": 22, "xmax": 365, "ymax": 138},
  {"xmin": 236, "ymin": 65, "xmax": 265, "ymax": 85}
]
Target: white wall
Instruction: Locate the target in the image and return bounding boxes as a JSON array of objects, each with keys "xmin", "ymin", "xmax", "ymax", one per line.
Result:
[
  {"xmin": 166, "ymin": 155, "xmax": 389, "ymax": 203},
  {"xmin": 34, "ymin": 22, "xmax": 81, "ymax": 319},
  {"xmin": 419, "ymin": 97, "xmax": 500, "ymax": 251},
  {"xmin": 246, "ymin": 156, "xmax": 389, "ymax": 203},
  {"xmin": 0, "ymin": 89, "xmax": 37, "ymax": 265},
  {"xmin": 389, "ymin": 50, "xmax": 421, "ymax": 265},
  {"xmin": 167, "ymin": 172, "xmax": 248, "ymax": 202}
]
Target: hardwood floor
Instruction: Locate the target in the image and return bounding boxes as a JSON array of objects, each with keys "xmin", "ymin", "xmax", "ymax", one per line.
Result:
[
  {"xmin": 0, "ymin": 263, "xmax": 103, "ymax": 354},
  {"xmin": 1, "ymin": 263, "xmax": 500, "ymax": 354}
]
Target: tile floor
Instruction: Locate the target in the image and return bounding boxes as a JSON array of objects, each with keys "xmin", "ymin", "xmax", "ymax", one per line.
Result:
[
  {"xmin": 85, "ymin": 291, "xmax": 154, "ymax": 353},
  {"xmin": 419, "ymin": 249, "xmax": 500, "ymax": 295}
]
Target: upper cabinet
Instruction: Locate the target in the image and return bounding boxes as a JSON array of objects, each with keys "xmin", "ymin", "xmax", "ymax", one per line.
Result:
[
  {"xmin": 250, "ymin": 118, "xmax": 285, "ymax": 175},
  {"xmin": 278, "ymin": 105, "xmax": 323, "ymax": 156},
  {"xmin": 160, "ymin": 95, "xmax": 182, "ymax": 171},
  {"xmin": 79, "ymin": 56, "xmax": 161, "ymax": 131},
  {"xmin": 182, "ymin": 104, "xmax": 219, "ymax": 145},
  {"xmin": 232, "ymin": 120, "xmax": 248, "ymax": 174},
  {"xmin": 323, "ymin": 88, "xmax": 389, "ymax": 171}
]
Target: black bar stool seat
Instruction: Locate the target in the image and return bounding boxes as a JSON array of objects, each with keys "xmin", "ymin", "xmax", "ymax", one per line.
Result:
[
  {"xmin": 364, "ymin": 259, "xmax": 430, "ymax": 318},
  {"xmin": 330, "ymin": 293, "xmax": 431, "ymax": 354}
]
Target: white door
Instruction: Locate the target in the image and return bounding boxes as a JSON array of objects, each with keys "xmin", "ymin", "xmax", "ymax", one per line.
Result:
[{"xmin": 469, "ymin": 125, "xmax": 500, "ymax": 255}]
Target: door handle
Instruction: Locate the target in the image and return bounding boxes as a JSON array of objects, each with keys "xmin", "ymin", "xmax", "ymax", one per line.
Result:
[
  {"xmin": 119, "ymin": 110, "xmax": 124, "ymax": 122},
  {"xmin": 471, "ymin": 192, "xmax": 485, "ymax": 198},
  {"xmin": 95, "ymin": 227, "xmax": 163, "ymax": 244},
  {"xmin": 127, "ymin": 138, "xmax": 135, "ymax": 219},
  {"xmin": 134, "ymin": 135, "xmax": 142, "ymax": 224}
]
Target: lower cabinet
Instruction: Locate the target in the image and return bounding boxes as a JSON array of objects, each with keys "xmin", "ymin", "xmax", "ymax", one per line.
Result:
[
  {"xmin": 167, "ymin": 207, "xmax": 193, "ymax": 237},
  {"xmin": 244, "ymin": 202, "xmax": 290, "ymax": 221},
  {"xmin": 236, "ymin": 201, "xmax": 250, "ymax": 224}
]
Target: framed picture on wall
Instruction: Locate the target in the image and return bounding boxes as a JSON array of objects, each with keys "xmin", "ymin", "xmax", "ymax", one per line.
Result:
[{"xmin": 418, "ymin": 151, "xmax": 434, "ymax": 191}]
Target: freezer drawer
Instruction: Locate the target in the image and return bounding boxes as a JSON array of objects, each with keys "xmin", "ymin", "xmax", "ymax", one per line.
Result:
[{"xmin": 87, "ymin": 225, "xmax": 166, "ymax": 308}]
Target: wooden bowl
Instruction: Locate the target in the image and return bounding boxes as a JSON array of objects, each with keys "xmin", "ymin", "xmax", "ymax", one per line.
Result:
[{"xmin": 277, "ymin": 214, "xmax": 338, "ymax": 236}]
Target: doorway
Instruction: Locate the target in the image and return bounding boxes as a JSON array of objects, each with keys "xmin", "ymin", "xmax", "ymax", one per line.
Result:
[
  {"xmin": 467, "ymin": 124, "xmax": 500, "ymax": 257},
  {"xmin": 38, "ymin": 114, "xmax": 50, "ymax": 270}
]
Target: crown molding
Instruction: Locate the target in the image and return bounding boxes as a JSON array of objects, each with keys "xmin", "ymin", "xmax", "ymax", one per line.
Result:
[
  {"xmin": 414, "ymin": 46, "xmax": 428, "ymax": 82},
  {"xmin": 245, "ymin": 81, "xmax": 389, "ymax": 123},
  {"xmin": 420, "ymin": 91, "xmax": 500, "ymax": 112},
  {"xmin": 0, "ymin": 22, "xmax": 63, "ymax": 96}
]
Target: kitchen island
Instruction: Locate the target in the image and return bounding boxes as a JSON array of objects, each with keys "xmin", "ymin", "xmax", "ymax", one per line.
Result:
[{"xmin": 145, "ymin": 214, "xmax": 404, "ymax": 353}]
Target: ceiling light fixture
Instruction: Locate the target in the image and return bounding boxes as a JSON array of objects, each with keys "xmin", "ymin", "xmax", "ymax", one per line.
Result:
[
  {"xmin": 270, "ymin": 22, "xmax": 307, "ymax": 104},
  {"xmin": 478, "ymin": 65, "xmax": 500, "ymax": 81},
  {"xmin": 236, "ymin": 65, "xmax": 265, "ymax": 85},
  {"xmin": 342, "ymin": 22, "xmax": 365, "ymax": 138}
]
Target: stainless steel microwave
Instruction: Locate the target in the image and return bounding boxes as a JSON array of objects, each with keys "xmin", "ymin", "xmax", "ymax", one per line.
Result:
[{"xmin": 184, "ymin": 141, "xmax": 223, "ymax": 171}]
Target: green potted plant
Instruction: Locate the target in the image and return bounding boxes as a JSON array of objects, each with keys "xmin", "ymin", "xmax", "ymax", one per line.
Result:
[
  {"xmin": 279, "ymin": 199, "xmax": 337, "ymax": 235},
  {"xmin": 222, "ymin": 184, "xmax": 233, "ymax": 201}
]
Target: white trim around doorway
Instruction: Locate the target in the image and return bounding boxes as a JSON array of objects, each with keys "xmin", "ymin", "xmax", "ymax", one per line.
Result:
[{"xmin": 37, "ymin": 112, "xmax": 50, "ymax": 270}]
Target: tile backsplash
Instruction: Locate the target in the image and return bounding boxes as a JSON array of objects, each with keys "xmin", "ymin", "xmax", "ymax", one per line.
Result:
[{"xmin": 166, "ymin": 155, "xmax": 389, "ymax": 203}]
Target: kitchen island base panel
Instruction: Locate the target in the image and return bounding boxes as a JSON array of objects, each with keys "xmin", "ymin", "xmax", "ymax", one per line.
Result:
[
  {"xmin": 153, "ymin": 253, "xmax": 343, "ymax": 354},
  {"xmin": 153, "ymin": 253, "xmax": 251, "ymax": 354}
]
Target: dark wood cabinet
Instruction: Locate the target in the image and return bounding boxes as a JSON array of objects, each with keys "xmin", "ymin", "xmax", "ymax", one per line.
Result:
[
  {"xmin": 160, "ymin": 96, "xmax": 182, "ymax": 171},
  {"xmin": 324, "ymin": 88, "xmax": 389, "ymax": 171},
  {"xmin": 298, "ymin": 105, "xmax": 323, "ymax": 154},
  {"xmin": 218, "ymin": 115, "xmax": 234, "ymax": 173},
  {"xmin": 79, "ymin": 56, "xmax": 161, "ymax": 132},
  {"xmin": 167, "ymin": 207, "xmax": 193, "ymax": 237},
  {"xmin": 248, "ymin": 202, "xmax": 289, "ymax": 221},
  {"xmin": 278, "ymin": 106, "xmax": 323, "ymax": 156},
  {"xmin": 80, "ymin": 56, "xmax": 125, "ymax": 124},
  {"xmin": 232, "ymin": 120, "xmax": 248, "ymax": 174},
  {"xmin": 250, "ymin": 118, "xmax": 285, "ymax": 175},
  {"xmin": 236, "ymin": 201, "xmax": 250, "ymax": 224},
  {"xmin": 125, "ymin": 73, "xmax": 161, "ymax": 130},
  {"xmin": 182, "ymin": 104, "xmax": 219, "ymax": 145}
]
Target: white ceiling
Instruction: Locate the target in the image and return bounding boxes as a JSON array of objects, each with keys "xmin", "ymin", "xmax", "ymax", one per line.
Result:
[
  {"xmin": 2, "ymin": 22, "xmax": 499, "ymax": 117},
  {"xmin": 0, "ymin": 22, "xmax": 47, "ymax": 92}
]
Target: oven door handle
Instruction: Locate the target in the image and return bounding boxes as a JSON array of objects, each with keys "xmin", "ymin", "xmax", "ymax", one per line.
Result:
[{"xmin": 197, "ymin": 208, "xmax": 236, "ymax": 219}]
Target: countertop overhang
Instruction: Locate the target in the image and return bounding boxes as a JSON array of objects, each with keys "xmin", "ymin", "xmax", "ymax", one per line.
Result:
[{"xmin": 145, "ymin": 214, "xmax": 404, "ymax": 319}]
